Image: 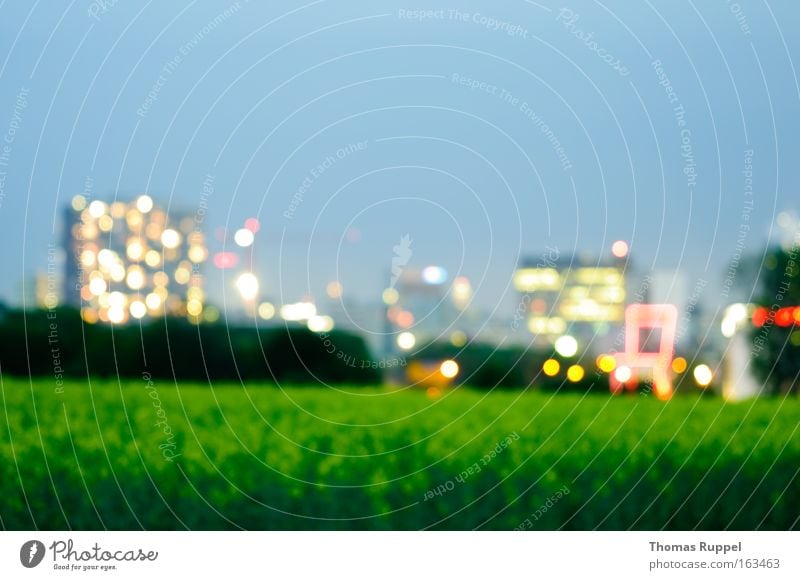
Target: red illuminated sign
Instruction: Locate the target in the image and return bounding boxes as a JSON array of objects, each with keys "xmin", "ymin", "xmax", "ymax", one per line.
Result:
[{"xmin": 611, "ymin": 304, "xmax": 678, "ymax": 400}]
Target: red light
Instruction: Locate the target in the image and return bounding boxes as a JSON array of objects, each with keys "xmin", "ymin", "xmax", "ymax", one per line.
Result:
[
  {"xmin": 244, "ymin": 218, "xmax": 260, "ymax": 233},
  {"xmin": 752, "ymin": 307, "xmax": 768, "ymax": 327},
  {"xmin": 396, "ymin": 310, "xmax": 414, "ymax": 328},
  {"xmin": 213, "ymin": 252, "xmax": 239, "ymax": 269},
  {"xmin": 775, "ymin": 307, "xmax": 794, "ymax": 327}
]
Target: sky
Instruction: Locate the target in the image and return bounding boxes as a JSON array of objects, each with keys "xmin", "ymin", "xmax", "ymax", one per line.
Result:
[{"xmin": 0, "ymin": 0, "xmax": 798, "ymax": 315}]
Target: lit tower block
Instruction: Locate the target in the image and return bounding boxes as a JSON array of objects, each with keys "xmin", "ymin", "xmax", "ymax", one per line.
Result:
[
  {"xmin": 611, "ymin": 304, "xmax": 678, "ymax": 400},
  {"xmin": 64, "ymin": 194, "xmax": 208, "ymax": 324}
]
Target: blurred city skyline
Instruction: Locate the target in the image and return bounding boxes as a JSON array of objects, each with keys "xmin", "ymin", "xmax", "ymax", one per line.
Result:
[{"xmin": 0, "ymin": 1, "xmax": 798, "ymax": 316}]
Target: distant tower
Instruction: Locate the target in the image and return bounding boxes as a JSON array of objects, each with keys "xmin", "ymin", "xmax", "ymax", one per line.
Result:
[{"xmin": 63, "ymin": 193, "xmax": 207, "ymax": 323}]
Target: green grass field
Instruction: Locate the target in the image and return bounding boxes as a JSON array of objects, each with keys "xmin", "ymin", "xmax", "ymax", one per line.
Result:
[{"xmin": 1, "ymin": 377, "xmax": 798, "ymax": 530}]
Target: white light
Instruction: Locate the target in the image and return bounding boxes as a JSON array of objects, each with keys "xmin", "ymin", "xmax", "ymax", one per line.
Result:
[
  {"xmin": 440, "ymin": 359, "xmax": 459, "ymax": 379},
  {"xmin": 130, "ymin": 301, "xmax": 147, "ymax": 319},
  {"xmin": 721, "ymin": 303, "xmax": 748, "ymax": 338},
  {"xmin": 279, "ymin": 302, "xmax": 316, "ymax": 321},
  {"xmin": 88, "ymin": 200, "xmax": 107, "ymax": 218},
  {"xmin": 234, "ymin": 228, "xmax": 254, "ymax": 248},
  {"xmin": 97, "ymin": 249, "xmax": 116, "ymax": 269},
  {"xmin": 397, "ymin": 331, "xmax": 416, "ymax": 350},
  {"xmin": 720, "ymin": 318, "xmax": 737, "ymax": 339},
  {"xmin": 161, "ymin": 229, "xmax": 181, "ymax": 249},
  {"xmin": 145, "ymin": 293, "xmax": 162, "ymax": 310},
  {"xmin": 136, "ymin": 195, "xmax": 154, "ymax": 213},
  {"xmin": 88, "ymin": 278, "xmax": 107, "ymax": 296},
  {"xmin": 422, "ymin": 266, "xmax": 448, "ymax": 285},
  {"xmin": 693, "ymin": 364, "xmax": 713, "ymax": 387},
  {"xmin": 107, "ymin": 306, "xmax": 125, "ymax": 324},
  {"xmin": 554, "ymin": 335, "xmax": 578, "ymax": 358},
  {"xmin": 615, "ymin": 366, "xmax": 632, "ymax": 382},
  {"xmin": 126, "ymin": 267, "xmax": 145, "ymax": 290},
  {"xmin": 108, "ymin": 291, "xmax": 127, "ymax": 309},
  {"xmin": 307, "ymin": 315, "xmax": 334, "ymax": 332},
  {"xmin": 235, "ymin": 272, "xmax": 259, "ymax": 301}
]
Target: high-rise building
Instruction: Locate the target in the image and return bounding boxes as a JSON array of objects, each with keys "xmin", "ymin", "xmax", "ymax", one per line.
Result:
[
  {"xmin": 63, "ymin": 194, "xmax": 208, "ymax": 324},
  {"xmin": 513, "ymin": 251, "xmax": 626, "ymax": 354}
]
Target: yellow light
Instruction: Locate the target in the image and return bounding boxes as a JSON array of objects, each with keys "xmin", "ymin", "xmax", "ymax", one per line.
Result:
[
  {"xmin": 187, "ymin": 287, "xmax": 204, "ymax": 301},
  {"xmin": 126, "ymin": 238, "xmax": 145, "ymax": 261},
  {"xmin": 693, "ymin": 364, "xmax": 713, "ymax": 387},
  {"xmin": 145, "ymin": 222, "xmax": 162, "ymax": 240},
  {"xmin": 188, "ymin": 245, "xmax": 207, "ymax": 263},
  {"xmin": 615, "ymin": 366, "xmax": 632, "ymax": 382},
  {"xmin": 144, "ymin": 250, "xmax": 161, "ymax": 267},
  {"xmin": 186, "ymin": 299, "xmax": 203, "ymax": 317},
  {"xmin": 450, "ymin": 330, "xmax": 467, "ymax": 347},
  {"xmin": 88, "ymin": 200, "xmax": 106, "ymax": 218},
  {"xmin": 307, "ymin": 315, "xmax": 334, "ymax": 332},
  {"xmin": 452, "ymin": 276, "xmax": 472, "ymax": 308},
  {"xmin": 136, "ymin": 195, "xmax": 154, "ymax": 213},
  {"xmin": 235, "ymin": 272, "xmax": 259, "ymax": 301},
  {"xmin": 81, "ymin": 224, "xmax": 98, "ymax": 240},
  {"xmin": 257, "ymin": 302, "xmax": 275, "ymax": 320},
  {"xmin": 153, "ymin": 271, "xmax": 169, "ymax": 287},
  {"xmin": 547, "ymin": 317, "xmax": 567, "ymax": 334},
  {"xmin": 71, "ymin": 195, "xmax": 87, "ymax": 211},
  {"xmin": 174, "ymin": 266, "xmax": 191, "ymax": 285},
  {"xmin": 89, "ymin": 278, "xmax": 107, "ymax": 296},
  {"xmin": 203, "ymin": 306, "xmax": 220, "ymax": 322},
  {"xmin": 80, "ymin": 250, "xmax": 96, "ymax": 267},
  {"xmin": 542, "ymin": 358, "xmax": 560, "ymax": 377},
  {"xmin": 513, "ymin": 268, "xmax": 561, "ymax": 291},
  {"xmin": 43, "ymin": 293, "xmax": 58, "ymax": 309},
  {"xmin": 397, "ymin": 331, "xmax": 416, "ymax": 350},
  {"xmin": 145, "ymin": 293, "xmax": 162, "ymax": 310},
  {"xmin": 440, "ymin": 359, "xmax": 459, "ymax": 379},
  {"xmin": 382, "ymin": 288, "xmax": 399, "ymax": 305},
  {"xmin": 567, "ymin": 364, "xmax": 585, "ymax": 382},
  {"xmin": 126, "ymin": 209, "xmax": 143, "ymax": 229},
  {"xmin": 671, "ymin": 357, "xmax": 688, "ymax": 374},
  {"xmin": 528, "ymin": 317, "xmax": 548, "ymax": 334},
  {"xmin": 110, "ymin": 202, "xmax": 126, "ymax": 219},
  {"xmin": 80, "ymin": 307, "xmax": 98, "ymax": 324},
  {"xmin": 573, "ymin": 267, "xmax": 623, "ymax": 286},
  {"xmin": 597, "ymin": 354, "xmax": 616, "ymax": 373},
  {"xmin": 126, "ymin": 266, "xmax": 145, "ymax": 290},
  {"xmin": 161, "ymin": 228, "xmax": 181, "ymax": 249},
  {"xmin": 326, "ymin": 281, "xmax": 343, "ymax": 299},
  {"xmin": 554, "ymin": 335, "xmax": 578, "ymax": 357},
  {"xmin": 129, "ymin": 300, "xmax": 147, "ymax": 319},
  {"xmin": 109, "ymin": 263, "xmax": 125, "ymax": 283}
]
